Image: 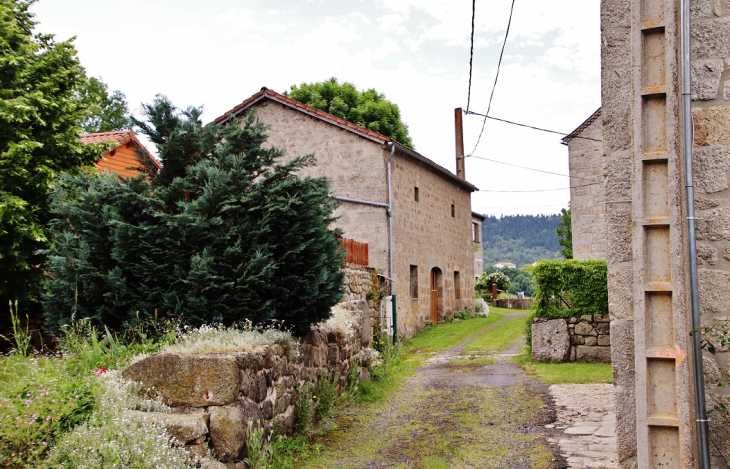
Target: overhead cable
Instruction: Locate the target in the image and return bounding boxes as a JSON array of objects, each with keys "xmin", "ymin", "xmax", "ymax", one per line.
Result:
[
  {"xmin": 466, "ymin": 0, "xmax": 476, "ymax": 113},
  {"xmin": 467, "ymin": 154, "xmax": 601, "ymax": 181},
  {"xmin": 470, "ymin": 0, "xmax": 516, "ymax": 155},
  {"xmin": 465, "ymin": 111, "xmax": 603, "ymax": 142},
  {"xmin": 476, "ymin": 202, "xmax": 569, "ymax": 209},
  {"xmin": 477, "ymin": 182, "xmax": 602, "ymax": 193}
]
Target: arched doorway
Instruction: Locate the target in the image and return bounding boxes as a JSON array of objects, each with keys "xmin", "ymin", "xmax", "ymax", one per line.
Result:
[{"xmin": 430, "ymin": 267, "xmax": 443, "ymax": 324}]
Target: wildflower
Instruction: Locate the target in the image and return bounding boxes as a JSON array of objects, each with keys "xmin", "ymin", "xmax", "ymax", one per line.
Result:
[{"xmin": 95, "ymin": 367, "xmax": 108, "ymax": 375}]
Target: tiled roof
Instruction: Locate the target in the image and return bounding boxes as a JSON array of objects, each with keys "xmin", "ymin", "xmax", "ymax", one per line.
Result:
[
  {"xmin": 561, "ymin": 108, "xmax": 602, "ymax": 144},
  {"xmin": 212, "ymin": 87, "xmax": 479, "ymax": 192},
  {"xmin": 81, "ymin": 130, "xmax": 161, "ymax": 169}
]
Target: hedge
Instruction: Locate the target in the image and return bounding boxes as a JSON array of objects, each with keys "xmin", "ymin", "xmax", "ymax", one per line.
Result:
[{"xmin": 532, "ymin": 259, "xmax": 608, "ymax": 319}]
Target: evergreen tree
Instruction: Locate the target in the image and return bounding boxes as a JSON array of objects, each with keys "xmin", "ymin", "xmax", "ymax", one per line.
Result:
[
  {"xmin": 285, "ymin": 78, "xmax": 414, "ymax": 148},
  {"xmin": 0, "ymin": 0, "xmax": 103, "ymax": 303},
  {"xmin": 556, "ymin": 208, "xmax": 573, "ymax": 259},
  {"xmin": 44, "ymin": 97, "xmax": 344, "ymax": 335}
]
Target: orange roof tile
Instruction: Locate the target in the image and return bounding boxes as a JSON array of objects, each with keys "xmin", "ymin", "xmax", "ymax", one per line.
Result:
[
  {"xmin": 81, "ymin": 130, "xmax": 161, "ymax": 169},
  {"xmin": 561, "ymin": 108, "xmax": 602, "ymax": 144}
]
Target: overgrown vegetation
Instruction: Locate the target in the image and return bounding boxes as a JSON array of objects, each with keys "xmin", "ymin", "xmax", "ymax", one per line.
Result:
[
  {"xmin": 556, "ymin": 208, "xmax": 573, "ymax": 259},
  {"xmin": 532, "ymin": 259, "xmax": 608, "ymax": 319},
  {"xmin": 462, "ymin": 313, "xmax": 526, "ymax": 353},
  {"xmin": 44, "ymin": 98, "xmax": 344, "ymax": 335}
]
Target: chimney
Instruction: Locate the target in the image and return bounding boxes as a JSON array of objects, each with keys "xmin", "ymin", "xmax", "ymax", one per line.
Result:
[{"xmin": 455, "ymin": 108, "xmax": 465, "ymax": 180}]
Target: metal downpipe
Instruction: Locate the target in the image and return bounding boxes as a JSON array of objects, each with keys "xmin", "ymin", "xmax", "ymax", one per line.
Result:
[
  {"xmin": 681, "ymin": 0, "xmax": 711, "ymax": 466},
  {"xmin": 387, "ymin": 142, "xmax": 395, "ymax": 286}
]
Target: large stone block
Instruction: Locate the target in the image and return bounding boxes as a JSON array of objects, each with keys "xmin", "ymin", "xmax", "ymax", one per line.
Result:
[
  {"xmin": 696, "ymin": 196, "xmax": 721, "ymax": 210},
  {"xmin": 693, "ymin": 145, "xmax": 730, "ymax": 193},
  {"xmin": 531, "ymin": 319, "xmax": 570, "ymax": 362},
  {"xmin": 602, "ymin": 106, "xmax": 632, "ymax": 154},
  {"xmin": 704, "ymin": 355, "xmax": 723, "ymax": 386},
  {"xmin": 128, "ymin": 411, "xmax": 208, "ymax": 444},
  {"xmin": 610, "ymin": 319, "xmax": 635, "ymax": 387},
  {"xmin": 605, "ymin": 203, "xmax": 633, "ymax": 265},
  {"xmin": 696, "ymin": 207, "xmax": 730, "ymax": 241},
  {"xmin": 697, "ymin": 244, "xmax": 719, "ymax": 265},
  {"xmin": 575, "ymin": 322, "xmax": 598, "ymax": 336},
  {"xmin": 122, "ymin": 353, "xmax": 239, "ymax": 406},
  {"xmin": 692, "ymin": 16, "xmax": 730, "ymax": 58},
  {"xmin": 209, "ymin": 405, "xmax": 246, "ymax": 462},
  {"xmin": 692, "ymin": 59, "xmax": 724, "ymax": 100},
  {"xmin": 699, "ymin": 269, "xmax": 730, "ymax": 315},
  {"xmin": 614, "ymin": 385, "xmax": 637, "ymax": 464},
  {"xmin": 604, "ymin": 150, "xmax": 632, "ymax": 200},
  {"xmin": 601, "ymin": 0, "xmax": 630, "ymax": 28},
  {"xmin": 602, "ymin": 27, "xmax": 632, "ymax": 68},
  {"xmin": 692, "ymin": 0, "xmax": 714, "ymax": 18},
  {"xmin": 608, "ymin": 268, "xmax": 634, "ymax": 321},
  {"xmin": 575, "ymin": 345, "xmax": 612, "ymax": 362},
  {"xmin": 693, "ymin": 106, "xmax": 730, "ymax": 146}
]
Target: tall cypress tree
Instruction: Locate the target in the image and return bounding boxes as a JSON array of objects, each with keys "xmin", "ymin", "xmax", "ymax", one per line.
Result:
[{"xmin": 44, "ymin": 97, "xmax": 344, "ymax": 334}]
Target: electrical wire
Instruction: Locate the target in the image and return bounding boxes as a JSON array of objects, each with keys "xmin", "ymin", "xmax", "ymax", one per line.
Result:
[
  {"xmin": 465, "ymin": 111, "xmax": 603, "ymax": 142},
  {"xmin": 467, "ymin": 154, "xmax": 601, "ymax": 182},
  {"xmin": 476, "ymin": 202, "xmax": 569, "ymax": 209},
  {"xmin": 478, "ymin": 182, "xmax": 602, "ymax": 193},
  {"xmin": 466, "ymin": 0, "xmax": 476, "ymax": 113},
  {"xmin": 470, "ymin": 0, "xmax": 516, "ymax": 155}
]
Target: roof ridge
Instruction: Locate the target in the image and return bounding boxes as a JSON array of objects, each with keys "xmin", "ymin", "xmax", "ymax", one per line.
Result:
[{"xmin": 561, "ymin": 108, "xmax": 602, "ymax": 144}]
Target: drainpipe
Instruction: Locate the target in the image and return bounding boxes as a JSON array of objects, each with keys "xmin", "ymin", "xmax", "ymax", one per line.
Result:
[
  {"xmin": 681, "ymin": 0, "xmax": 711, "ymax": 466},
  {"xmin": 387, "ymin": 142, "xmax": 396, "ymax": 285}
]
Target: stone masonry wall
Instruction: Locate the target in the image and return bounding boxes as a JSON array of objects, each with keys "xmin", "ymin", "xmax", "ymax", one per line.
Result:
[
  {"xmin": 566, "ymin": 113, "xmax": 607, "ymax": 261},
  {"xmin": 531, "ymin": 315, "xmax": 611, "ymax": 363},
  {"xmin": 122, "ymin": 300, "xmax": 374, "ymax": 467},
  {"xmin": 690, "ymin": 1, "xmax": 730, "ymax": 465}
]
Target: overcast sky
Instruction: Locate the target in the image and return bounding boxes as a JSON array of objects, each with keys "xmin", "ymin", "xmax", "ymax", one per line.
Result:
[{"xmin": 31, "ymin": 0, "xmax": 600, "ymax": 217}]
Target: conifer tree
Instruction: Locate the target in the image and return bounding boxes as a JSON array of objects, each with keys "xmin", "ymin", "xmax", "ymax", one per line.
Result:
[{"xmin": 44, "ymin": 96, "xmax": 344, "ymax": 334}]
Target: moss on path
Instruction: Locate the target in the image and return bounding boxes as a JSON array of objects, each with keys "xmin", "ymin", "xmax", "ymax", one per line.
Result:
[{"xmin": 299, "ymin": 311, "xmax": 562, "ymax": 468}]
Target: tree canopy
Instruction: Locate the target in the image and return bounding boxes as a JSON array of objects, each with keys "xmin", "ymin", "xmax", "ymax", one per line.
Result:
[
  {"xmin": 0, "ymin": 0, "xmax": 103, "ymax": 302},
  {"xmin": 44, "ymin": 97, "xmax": 345, "ymax": 335},
  {"xmin": 285, "ymin": 78, "xmax": 414, "ymax": 148},
  {"xmin": 79, "ymin": 76, "xmax": 131, "ymax": 133},
  {"xmin": 556, "ymin": 208, "xmax": 573, "ymax": 259},
  {"xmin": 480, "ymin": 214, "xmax": 562, "ymax": 267}
]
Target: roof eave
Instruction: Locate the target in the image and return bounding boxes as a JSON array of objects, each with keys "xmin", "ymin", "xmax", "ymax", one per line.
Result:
[{"xmin": 391, "ymin": 142, "xmax": 479, "ymax": 192}]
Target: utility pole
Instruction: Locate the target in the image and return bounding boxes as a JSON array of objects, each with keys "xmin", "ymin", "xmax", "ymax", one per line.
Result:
[{"xmin": 455, "ymin": 108, "xmax": 465, "ymax": 180}]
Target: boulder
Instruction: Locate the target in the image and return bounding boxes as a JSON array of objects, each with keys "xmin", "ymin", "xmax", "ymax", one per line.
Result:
[
  {"xmin": 128, "ymin": 411, "xmax": 208, "ymax": 443},
  {"xmin": 122, "ymin": 353, "xmax": 239, "ymax": 406},
  {"xmin": 575, "ymin": 345, "xmax": 612, "ymax": 363},
  {"xmin": 531, "ymin": 319, "xmax": 570, "ymax": 362},
  {"xmin": 209, "ymin": 405, "xmax": 246, "ymax": 462}
]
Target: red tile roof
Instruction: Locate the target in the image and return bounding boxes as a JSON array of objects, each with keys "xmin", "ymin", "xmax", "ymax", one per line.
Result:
[
  {"xmin": 212, "ymin": 87, "xmax": 479, "ymax": 193},
  {"xmin": 81, "ymin": 130, "xmax": 161, "ymax": 169},
  {"xmin": 561, "ymin": 108, "xmax": 602, "ymax": 144}
]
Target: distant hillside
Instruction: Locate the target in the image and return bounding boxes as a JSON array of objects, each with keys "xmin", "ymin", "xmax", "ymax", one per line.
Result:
[{"xmin": 481, "ymin": 214, "xmax": 563, "ymax": 267}]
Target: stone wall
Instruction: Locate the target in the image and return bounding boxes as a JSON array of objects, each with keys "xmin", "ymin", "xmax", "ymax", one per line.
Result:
[
  {"xmin": 492, "ymin": 298, "xmax": 534, "ymax": 310},
  {"xmin": 122, "ymin": 300, "xmax": 374, "ymax": 467},
  {"xmin": 565, "ymin": 110, "xmax": 607, "ymax": 261},
  {"xmin": 691, "ymin": 2, "xmax": 730, "ymax": 465},
  {"xmin": 531, "ymin": 315, "xmax": 611, "ymax": 363}
]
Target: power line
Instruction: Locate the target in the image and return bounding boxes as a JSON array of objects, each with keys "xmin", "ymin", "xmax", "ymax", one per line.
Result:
[
  {"xmin": 467, "ymin": 154, "xmax": 601, "ymax": 182},
  {"xmin": 476, "ymin": 202, "xmax": 569, "ymax": 209},
  {"xmin": 470, "ymin": 0, "xmax": 516, "ymax": 155},
  {"xmin": 466, "ymin": 0, "xmax": 476, "ymax": 113},
  {"xmin": 478, "ymin": 182, "xmax": 602, "ymax": 193},
  {"xmin": 465, "ymin": 111, "xmax": 603, "ymax": 142}
]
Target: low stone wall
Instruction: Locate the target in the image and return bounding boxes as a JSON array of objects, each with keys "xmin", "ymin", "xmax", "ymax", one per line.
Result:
[
  {"xmin": 531, "ymin": 314, "xmax": 611, "ymax": 363},
  {"xmin": 492, "ymin": 298, "xmax": 534, "ymax": 310},
  {"xmin": 122, "ymin": 300, "xmax": 374, "ymax": 467}
]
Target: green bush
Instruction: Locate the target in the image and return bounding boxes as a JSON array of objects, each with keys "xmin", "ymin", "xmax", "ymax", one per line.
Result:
[
  {"xmin": 475, "ymin": 271, "xmax": 511, "ymax": 299},
  {"xmin": 454, "ymin": 309, "xmax": 470, "ymax": 321},
  {"xmin": 44, "ymin": 98, "xmax": 344, "ymax": 335},
  {"xmin": 532, "ymin": 259, "xmax": 607, "ymax": 319}
]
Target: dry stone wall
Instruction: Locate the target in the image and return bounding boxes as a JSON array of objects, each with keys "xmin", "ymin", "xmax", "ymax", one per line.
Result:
[
  {"xmin": 122, "ymin": 300, "xmax": 374, "ymax": 467},
  {"xmin": 531, "ymin": 315, "xmax": 611, "ymax": 363}
]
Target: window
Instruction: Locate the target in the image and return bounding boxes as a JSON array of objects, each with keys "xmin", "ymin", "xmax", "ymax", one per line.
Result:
[
  {"xmin": 451, "ymin": 204, "xmax": 455, "ymax": 218},
  {"xmin": 472, "ymin": 222, "xmax": 480, "ymax": 243},
  {"xmin": 454, "ymin": 271, "xmax": 461, "ymax": 299},
  {"xmin": 410, "ymin": 265, "xmax": 418, "ymax": 298},
  {"xmin": 414, "ymin": 186, "xmax": 419, "ymax": 202}
]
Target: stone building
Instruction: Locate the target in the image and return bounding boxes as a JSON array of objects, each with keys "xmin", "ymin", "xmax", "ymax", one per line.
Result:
[
  {"xmin": 562, "ymin": 109, "xmax": 606, "ymax": 261},
  {"xmin": 472, "ymin": 212, "xmax": 485, "ymax": 280},
  {"xmin": 600, "ymin": 0, "xmax": 730, "ymax": 466},
  {"xmin": 211, "ymin": 88, "xmax": 479, "ymax": 337}
]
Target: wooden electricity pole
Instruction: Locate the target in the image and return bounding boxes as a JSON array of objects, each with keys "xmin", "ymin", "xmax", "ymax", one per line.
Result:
[{"xmin": 455, "ymin": 107, "xmax": 465, "ymax": 180}]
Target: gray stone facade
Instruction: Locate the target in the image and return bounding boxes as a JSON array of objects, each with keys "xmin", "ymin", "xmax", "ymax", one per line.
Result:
[
  {"xmin": 213, "ymin": 89, "xmax": 479, "ymax": 338},
  {"xmin": 564, "ymin": 110, "xmax": 607, "ymax": 261}
]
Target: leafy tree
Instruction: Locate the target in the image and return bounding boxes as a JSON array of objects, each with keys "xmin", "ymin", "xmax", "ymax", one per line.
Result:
[
  {"xmin": 0, "ymin": 0, "xmax": 103, "ymax": 303},
  {"xmin": 44, "ymin": 96, "xmax": 345, "ymax": 335},
  {"xmin": 78, "ymin": 77, "xmax": 130, "ymax": 133},
  {"xmin": 475, "ymin": 271, "xmax": 511, "ymax": 299},
  {"xmin": 285, "ymin": 77, "xmax": 414, "ymax": 148},
  {"xmin": 556, "ymin": 208, "xmax": 573, "ymax": 259}
]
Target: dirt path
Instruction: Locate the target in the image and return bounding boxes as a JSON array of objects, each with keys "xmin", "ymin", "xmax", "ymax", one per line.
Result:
[{"xmin": 300, "ymin": 312, "xmax": 567, "ymax": 469}]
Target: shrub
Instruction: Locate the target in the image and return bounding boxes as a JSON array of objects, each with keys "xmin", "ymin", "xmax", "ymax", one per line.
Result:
[
  {"xmin": 162, "ymin": 322, "xmax": 294, "ymax": 356},
  {"xmin": 44, "ymin": 98, "xmax": 344, "ymax": 335},
  {"xmin": 532, "ymin": 259, "xmax": 607, "ymax": 319},
  {"xmin": 313, "ymin": 371, "xmax": 338, "ymax": 422},
  {"xmin": 475, "ymin": 271, "xmax": 510, "ymax": 299},
  {"xmin": 475, "ymin": 298, "xmax": 489, "ymax": 317},
  {"xmin": 454, "ymin": 309, "xmax": 470, "ymax": 321}
]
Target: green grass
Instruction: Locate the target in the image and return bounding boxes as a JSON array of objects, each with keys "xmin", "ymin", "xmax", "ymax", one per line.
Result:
[
  {"xmin": 405, "ymin": 308, "xmax": 508, "ymax": 353},
  {"xmin": 462, "ymin": 312, "xmax": 527, "ymax": 352},
  {"xmin": 514, "ymin": 353, "xmax": 613, "ymax": 384}
]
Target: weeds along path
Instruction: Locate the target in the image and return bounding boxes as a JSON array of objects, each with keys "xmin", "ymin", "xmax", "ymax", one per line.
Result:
[{"xmin": 300, "ymin": 311, "xmax": 566, "ymax": 469}]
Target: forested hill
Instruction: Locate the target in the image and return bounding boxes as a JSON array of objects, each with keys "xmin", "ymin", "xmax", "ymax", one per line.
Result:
[{"xmin": 481, "ymin": 214, "xmax": 563, "ymax": 267}]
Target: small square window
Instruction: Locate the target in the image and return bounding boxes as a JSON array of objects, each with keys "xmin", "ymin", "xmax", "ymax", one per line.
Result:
[
  {"xmin": 414, "ymin": 186, "xmax": 419, "ymax": 202},
  {"xmin": 451, "ymin": 204, "xmax": 455, "ymax": 218},
  {"xmin": 410, "ymin": 265, "xmax": 418, "ymax": 298}
]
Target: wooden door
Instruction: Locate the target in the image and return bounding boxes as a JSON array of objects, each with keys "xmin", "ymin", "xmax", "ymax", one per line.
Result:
[{"xmin": 430, "ymin": 270, "xmax": 438, "ymax": 324}]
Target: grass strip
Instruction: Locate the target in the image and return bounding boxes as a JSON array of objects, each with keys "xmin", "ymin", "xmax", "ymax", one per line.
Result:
[
  {"xmin": 462, "ymin": 312, "xmax": 527, "ymax": 352},
  {"xmin": 514, "ymin": 353, "xmax": 613, "ymax": 384},
  {"xmin": 405, "ymin": 308, "xmax": 508, "ymax": 353}
]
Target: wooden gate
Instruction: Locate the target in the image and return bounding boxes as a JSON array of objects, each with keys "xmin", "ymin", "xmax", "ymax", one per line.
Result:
[{"xmin": 430, "ymin": 270, "xmax": 439, "ymax": 324}]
